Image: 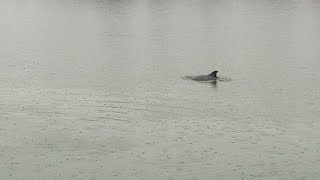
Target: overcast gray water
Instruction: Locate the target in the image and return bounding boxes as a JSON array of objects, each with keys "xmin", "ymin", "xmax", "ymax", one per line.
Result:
[{"xmin": 1, "ymin": 0, "xmax": 320, "ymax": 179}]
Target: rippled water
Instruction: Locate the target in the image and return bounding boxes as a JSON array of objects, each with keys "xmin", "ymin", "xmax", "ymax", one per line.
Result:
[{"xmin": 1, "ymin": 0, "xmax": 320, "ymax": 179}]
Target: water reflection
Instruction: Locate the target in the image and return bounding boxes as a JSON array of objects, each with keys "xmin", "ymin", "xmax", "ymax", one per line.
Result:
[{"xmin": 211, "ymin": 80, "xmax": 217, "ymax": 89}]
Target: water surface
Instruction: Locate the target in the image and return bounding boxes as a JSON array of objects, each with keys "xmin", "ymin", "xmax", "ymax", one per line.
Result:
[{"xmin": 1, "ymin": 0, "xmax": 320, "ymax": 179}]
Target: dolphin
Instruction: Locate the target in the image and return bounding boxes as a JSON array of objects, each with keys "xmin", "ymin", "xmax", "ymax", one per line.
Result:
[{"xmin": 185, "ymin": 71, "xmax": 218, "ymax": 81}]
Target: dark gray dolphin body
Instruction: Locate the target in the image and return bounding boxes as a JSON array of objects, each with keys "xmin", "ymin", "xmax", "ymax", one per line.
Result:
[{"xmin": 185, "ymin": 71, "xmax": 218, "ymax": 81}]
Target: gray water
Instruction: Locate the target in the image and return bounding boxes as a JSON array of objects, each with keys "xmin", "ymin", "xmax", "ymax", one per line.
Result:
[{"xmin": 1, "ymin": 0, "xmax": 320, "ymax": 179}]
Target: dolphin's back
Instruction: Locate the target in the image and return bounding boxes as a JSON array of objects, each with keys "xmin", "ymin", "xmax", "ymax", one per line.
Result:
[{"xmin": 185, "ymin": 75, "xmax": 217, "ymax": 81}]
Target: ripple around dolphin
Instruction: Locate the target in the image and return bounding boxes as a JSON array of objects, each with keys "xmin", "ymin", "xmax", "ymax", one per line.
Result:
[{"xmin": 216, "ymin": 76, "xmax": 232, "ymax": 82}]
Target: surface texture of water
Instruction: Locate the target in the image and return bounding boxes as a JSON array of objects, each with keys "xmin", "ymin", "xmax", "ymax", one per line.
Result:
[{"xmin": 1, "ymin": 0, "xmax": 320, "ymax": 179}]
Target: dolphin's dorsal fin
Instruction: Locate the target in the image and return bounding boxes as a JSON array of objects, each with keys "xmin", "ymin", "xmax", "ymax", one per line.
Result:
[{"xmin": 209, "ymin": 71, "xmax": 218, "ymax": 78}]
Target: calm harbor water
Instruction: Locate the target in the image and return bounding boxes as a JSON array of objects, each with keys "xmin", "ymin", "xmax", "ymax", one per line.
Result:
[{"xmin": 1, "ymin": 0, "xmax": 320, "ymax": 179}]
